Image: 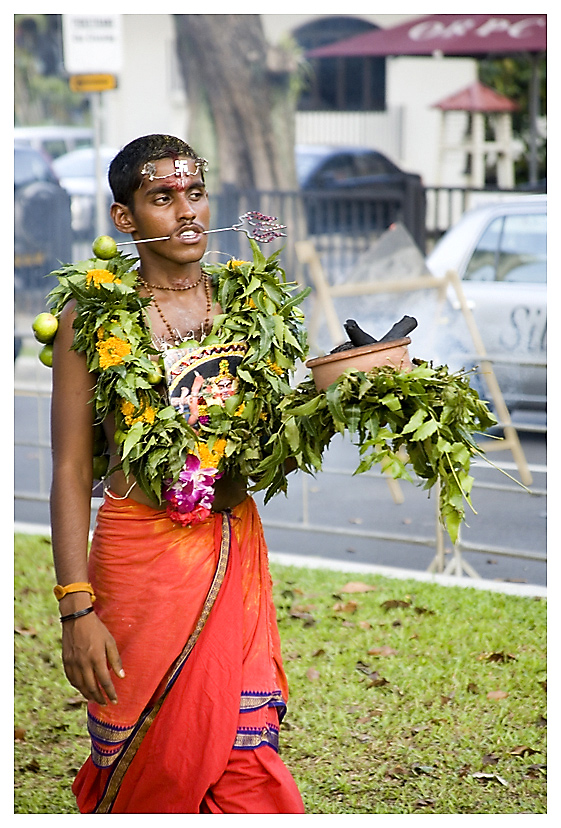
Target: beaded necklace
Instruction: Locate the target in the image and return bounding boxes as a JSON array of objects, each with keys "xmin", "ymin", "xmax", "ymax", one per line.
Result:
[{"xmin": 139, "ymin": 272, "xmax": 212, "ymax": 346}]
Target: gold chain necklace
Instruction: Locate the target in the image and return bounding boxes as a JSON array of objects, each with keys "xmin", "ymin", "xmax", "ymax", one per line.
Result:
[{"xmin": 140, "ymin": 272, "xmax": 212, "ymax": 346}]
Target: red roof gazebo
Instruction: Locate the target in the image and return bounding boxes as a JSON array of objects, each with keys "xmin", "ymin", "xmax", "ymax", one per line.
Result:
[{"xmin": 431, "ymin": 81, "xmax": 519, "ymax": 187}]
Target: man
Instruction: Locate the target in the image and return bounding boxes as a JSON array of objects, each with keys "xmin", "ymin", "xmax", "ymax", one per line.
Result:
[{"xmin": 50, "ymin": 134, "xmax": 305, "ymax": 813}]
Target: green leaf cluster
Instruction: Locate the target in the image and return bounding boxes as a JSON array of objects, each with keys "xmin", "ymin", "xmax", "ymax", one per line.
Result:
[
  {"xmin": 256, "ymin": 362, "xmax": 498, "ymax": 543},
  {"xmin": 44, "ymin": 238, "xmax": 499, "ymax": 541},
  {"xmin": 45, "ymin": 239, "xmax": 310, "ymax": 503}
]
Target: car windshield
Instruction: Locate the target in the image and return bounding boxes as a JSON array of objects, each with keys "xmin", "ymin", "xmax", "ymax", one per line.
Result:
[
  {"xmin": 53, "ymin": 150, "xmax": 114, "ymax": 179},
  {"xmin": 14, "ymin": 147, "xmax": 56, "ymax": 189},
  {"xmin": 295, "ymin": 150, "xmax": 324, "ymax": 183},
  {"xmin": 464, "ymin": 212, "xmax": 547, "ymax": 284}
]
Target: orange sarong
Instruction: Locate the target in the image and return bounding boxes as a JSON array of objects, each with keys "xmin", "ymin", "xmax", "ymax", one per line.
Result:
[{"xmin": 72, "ymin": 494, "xmax": 303, "ymax": 813}]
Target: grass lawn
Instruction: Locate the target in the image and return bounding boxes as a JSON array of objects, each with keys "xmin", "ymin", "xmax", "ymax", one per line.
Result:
[{"xmin": 14, "ymin": 532, "xmax": 546, "ymax": 815}]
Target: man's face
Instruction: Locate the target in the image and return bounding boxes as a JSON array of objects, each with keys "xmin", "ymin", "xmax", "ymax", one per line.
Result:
[{"xmin": 127, "ymin": 156, "xmax": 210, "ymax": 264}]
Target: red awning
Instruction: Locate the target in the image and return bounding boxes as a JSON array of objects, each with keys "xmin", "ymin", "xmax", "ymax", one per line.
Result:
[{"xmin": 308, "ymin": 14, "xmax": 547, "ymax": 58}]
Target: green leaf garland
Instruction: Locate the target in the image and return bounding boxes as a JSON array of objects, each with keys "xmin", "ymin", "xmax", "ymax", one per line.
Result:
[
  {"xmin": 46, "ymin": 239, "xmax": 310, "ymax": 504},
  {"xmin": 45, "ymin": 237, "xmax": 499, "ymax": 543}
]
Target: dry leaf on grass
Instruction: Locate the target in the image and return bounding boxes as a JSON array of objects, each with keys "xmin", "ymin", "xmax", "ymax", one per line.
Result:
[
  {"xmin": 306, "ymin": 668, "xmax": 320, "ymax": 682},
  {"xmin": 381, "ymin": 599, "xmax": 411, "ymax": 610},
  {"xmin": 472, "ymin": 772, "xmax": 509, "ymax": 786},
  {"xmin": 487, "ymin": 690, "xmax": 509, "ymax": 700},
  {"xmin": 368, "ymin": 645, "xmax": 398, "ymax": 657},
  {"xmin": 482, "ymin": 753, "xmax": 500, "ymax": 766},
  {"xmin": 339, "ymin": 581, "xmax": 378, "ymax": 593},
  {"xmin": 333, "ymin": 600, "xmax": 359, "ymax": 614},
  {"xmin": 509, "ymin": 745, "xmax": 541, "ymax": 757},
  {"xmin": 14, "ymin": 625, "xmax": 37, "ymax": 637},
  {"xmin": 478, "ymin": 651, "xmax": 517, "ymax": 663},
  {"xmin": 290, "ymin": 610, "xmax": 316, "ymax": 627}
]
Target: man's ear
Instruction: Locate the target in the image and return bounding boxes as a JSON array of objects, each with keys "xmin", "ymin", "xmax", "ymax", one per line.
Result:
[{"xmin": 111, "ymin": 202, "xmax": 137, "ymax": 235}]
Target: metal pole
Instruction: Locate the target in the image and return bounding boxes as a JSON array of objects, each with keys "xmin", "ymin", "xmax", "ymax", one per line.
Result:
[
  {"xmin": 528, "ymin": 52, "xmax": 540, "ymax": 185},
  {"xmin": 91, "ymin": 91, "xmax": 106, "ymax": 237}
]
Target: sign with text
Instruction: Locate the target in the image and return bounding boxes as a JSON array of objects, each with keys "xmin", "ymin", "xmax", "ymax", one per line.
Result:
[
  {"xmin": 69, "ymin": 74, "xmax": 118, "ymax": 93},
  {"xmin": 62, "ymin": 14, "xmax": 123, "ymax": 76}
]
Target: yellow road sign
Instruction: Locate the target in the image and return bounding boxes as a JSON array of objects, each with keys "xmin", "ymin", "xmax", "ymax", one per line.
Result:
[{"xmin": 69, "ymin": 74, "xmax": 117, "ymax": 93}]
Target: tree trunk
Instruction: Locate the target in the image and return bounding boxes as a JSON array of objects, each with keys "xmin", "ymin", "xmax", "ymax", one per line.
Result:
[{"xmin": 173, "ymin": 14, "xmax": 299, "ymax": 191}]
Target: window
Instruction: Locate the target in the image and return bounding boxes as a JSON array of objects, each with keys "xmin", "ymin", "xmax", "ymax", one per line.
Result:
[
  {"xmin": 294, "ymin": 17, "xmax": 386, "ymax": 112},
  {"xmin": 465, "ymin": 213, "xmax": 547, "ymax": 284}
]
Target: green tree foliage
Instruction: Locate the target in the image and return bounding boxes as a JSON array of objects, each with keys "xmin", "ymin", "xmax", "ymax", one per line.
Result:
[
  {"xmin": 14, "ymin": 14, "xmax": 87, "ymax": 126},
  {"xmin": 479, "ymin": 55, "xmax": 546, "ymax": 183}
]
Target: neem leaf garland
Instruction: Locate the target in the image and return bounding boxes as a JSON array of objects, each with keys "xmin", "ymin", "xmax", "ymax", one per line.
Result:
[
  {"xmin": 254, "ymin": 362, "xmax": 498, "ymax": 544},
  {"xmin": 45, "ymin": 237, "xmax": 498, "ymax": 542},
  {"xmin": 46, "ymin": 239, "xmax": 310, "ymax": 504}
]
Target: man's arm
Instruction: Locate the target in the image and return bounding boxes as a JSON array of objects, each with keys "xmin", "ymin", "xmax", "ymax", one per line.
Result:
[{"xmin": 50, "ymin": 302, "xmax": 124, "ymax": 705}]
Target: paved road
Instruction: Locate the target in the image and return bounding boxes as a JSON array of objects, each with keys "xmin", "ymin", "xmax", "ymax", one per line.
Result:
[{"xmin": 14, "ymin": 351, "xmax": 547, "ymax": 589}]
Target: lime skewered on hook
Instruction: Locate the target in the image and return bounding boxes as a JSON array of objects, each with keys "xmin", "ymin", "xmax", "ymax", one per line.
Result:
[{"xmin": 117, "ymin": 211, "xmax": 287, "ymax": 247}]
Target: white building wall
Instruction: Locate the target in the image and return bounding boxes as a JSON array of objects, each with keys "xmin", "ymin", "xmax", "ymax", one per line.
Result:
[
  {"xmin": 387, "ymin": 56, "xmax": 477, "ymax": 186},
  {"xmin": 98, "ymin": 14, "xmax": 478, "ymax": 187},
  {"xmin": 101, "ymin": 15, "xmax": 188, "ymax": 152}
]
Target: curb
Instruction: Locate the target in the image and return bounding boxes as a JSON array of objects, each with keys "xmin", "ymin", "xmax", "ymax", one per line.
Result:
[
  {"xmin": 268, "ymin": 551, "xmax": 547, "ymax": 598},
  {"xmin": 16, "ymin": 522, "xmax": 545, "ymax": 599}
]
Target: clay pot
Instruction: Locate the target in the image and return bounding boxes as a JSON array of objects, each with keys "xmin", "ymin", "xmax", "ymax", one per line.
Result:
[{"xmin": 306, "ymin": 337, "xmax": 413, "ymax": 391}]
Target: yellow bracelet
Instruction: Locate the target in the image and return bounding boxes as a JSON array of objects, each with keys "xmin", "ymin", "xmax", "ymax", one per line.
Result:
[{"xmin": 53, "ymin": 582, "xmax": 96, "ymax": 603}]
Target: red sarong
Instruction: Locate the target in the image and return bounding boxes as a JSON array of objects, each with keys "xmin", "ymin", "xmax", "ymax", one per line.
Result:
[{"xmin": 72, "ymin": 494, "xmax": 303, "ymax": 813}]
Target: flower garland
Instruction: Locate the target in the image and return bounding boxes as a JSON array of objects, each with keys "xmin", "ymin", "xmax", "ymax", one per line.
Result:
[
  {"xmin": 45, "ymin": 237, "xmax": 500, "ymax": 541},
  {"xmin": 46, "ymin": 240, "xmax": 310, "ymax": 524}
]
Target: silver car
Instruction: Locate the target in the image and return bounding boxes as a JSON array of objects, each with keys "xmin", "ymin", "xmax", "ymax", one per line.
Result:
[{"xmin": 426, "ymin": 195, "xmax": 546, "ymax": 411}]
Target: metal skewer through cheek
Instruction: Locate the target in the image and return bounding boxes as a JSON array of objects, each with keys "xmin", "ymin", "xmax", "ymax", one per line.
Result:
[{"xmin": 117, "ymin": 211, "xmax": 287, "ymax": 247}]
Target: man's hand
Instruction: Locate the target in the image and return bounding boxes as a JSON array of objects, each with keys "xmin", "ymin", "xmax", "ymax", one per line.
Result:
[{"xmin": 61, "ymin": 612, "xmax": 125, "ymax": 705}]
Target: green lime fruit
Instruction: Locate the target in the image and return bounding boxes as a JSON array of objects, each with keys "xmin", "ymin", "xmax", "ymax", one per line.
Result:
[
  {"xmin": 39, "ymin": 343, "xmax": 53, "ymax": 367},
  {"xmin": 201, "ymin": 334, "xmax": 220, "ymax": 345},
  {"xmin": 146, "ymin": 364, "xmax": 163, "ymax": 385},
  {"xmin": 92, "ymin": 454, "xmax": 109, "ymax": 481},
  {"xmin": 92, "ymin": 235, "xmax": 118, "ymax": 260},
  {"xmin": 32, "ymin": 312, "xmax": 58, "ymax": 344}
]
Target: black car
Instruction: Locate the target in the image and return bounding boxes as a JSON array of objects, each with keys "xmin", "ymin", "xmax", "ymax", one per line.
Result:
[
  {"xmin": 14, "ymin": 143, "xmax": 73, "ymax": 308},
  {"xmin": 295, "ymin": 144, "xmax": 425, "ymax": 243}
]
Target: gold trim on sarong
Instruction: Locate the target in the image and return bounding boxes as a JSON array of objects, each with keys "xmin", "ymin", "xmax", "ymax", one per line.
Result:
[{"xmin": 94, "ymin": 512, "xmax": 232, "ymax": 814}]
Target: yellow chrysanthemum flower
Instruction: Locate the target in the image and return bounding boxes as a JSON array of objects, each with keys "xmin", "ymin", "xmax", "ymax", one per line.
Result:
[
  {"xmin": 86, "ymin": 269, "xmax": 121, "ymax": 288},
  {"xmin": 120, "ymin": 396, "xmax": 156, "ymax": 426},
  {"xmin": 266, "ymin": 359, "xmax": 284, "ymax": 376},
  {"xmin": 97, "ymin": 335, "xmax": 131, "ymax": 370},
  {"xmin": 227, "ymin": 259, "xmax": 249, "ymax": 269},
  {"xmin": 197, "ymin": 438, "xmax": 227, "ymax": 469},
  {"xmin": 234, "ymin": 403, "xmax": 246, "ymax": 417}
]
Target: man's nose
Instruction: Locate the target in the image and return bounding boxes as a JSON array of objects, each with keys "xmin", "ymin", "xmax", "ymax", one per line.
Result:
[{"xmin": 176, "ymin": 192, "xmax": 197, "ymax": 219}]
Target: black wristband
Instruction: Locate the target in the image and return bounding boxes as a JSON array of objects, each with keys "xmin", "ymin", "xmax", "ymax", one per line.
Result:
[{"xmin": 60, "ymin": 606, "xmax": 95, "ymax": 623}]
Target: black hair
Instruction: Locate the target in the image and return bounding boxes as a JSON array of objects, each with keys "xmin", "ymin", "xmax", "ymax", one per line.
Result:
[{"xmin": 108, "ymin": 134, "xmax": 205, "ymax": 207}]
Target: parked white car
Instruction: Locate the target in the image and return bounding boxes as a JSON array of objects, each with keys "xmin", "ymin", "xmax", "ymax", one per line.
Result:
[
  {"xmin": 52, "ymin": 146, "xmax": 119, "ymax": 238},
  {"xmin": 426, "ymin": 195, "xmax": 546, "ymax": 411}
]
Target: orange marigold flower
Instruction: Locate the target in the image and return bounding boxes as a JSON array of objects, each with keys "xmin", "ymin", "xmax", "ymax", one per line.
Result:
[
  {"xmin": 97, "ymin": 335, "xmax": 131, "ymax": 369},
  {"xmin": 227, "ymin": 259, "xmax": 249, "ymax": 269},
  {"xmin": 86, "ymin": 269, "xmax": 121, "ymax": 288}
]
